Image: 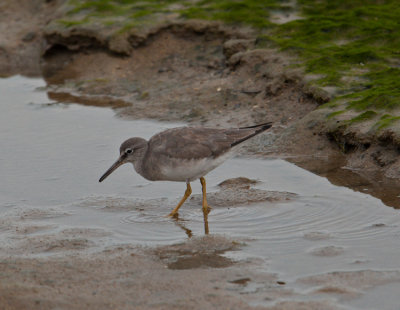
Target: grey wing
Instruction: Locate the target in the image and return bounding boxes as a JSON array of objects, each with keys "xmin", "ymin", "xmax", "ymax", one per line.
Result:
[{"xmin": 148, "ymin": 127, "xmax": 255, "ymax": 160}]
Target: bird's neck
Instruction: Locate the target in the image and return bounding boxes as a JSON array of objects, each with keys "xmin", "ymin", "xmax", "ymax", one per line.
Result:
[{"xmin": 132, "ymin": 143, "xmax": 148, "ymax": 177}]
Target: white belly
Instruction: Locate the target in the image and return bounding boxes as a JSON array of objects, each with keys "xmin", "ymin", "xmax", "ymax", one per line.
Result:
[{"xmin": 159, "ymin": 152, "xmax": 233, "ymax": 182}]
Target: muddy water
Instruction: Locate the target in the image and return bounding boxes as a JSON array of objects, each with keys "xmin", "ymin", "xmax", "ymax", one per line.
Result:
[{"xmin": 2, "ymin": 76, "xmax": 400, "ymax": 309}]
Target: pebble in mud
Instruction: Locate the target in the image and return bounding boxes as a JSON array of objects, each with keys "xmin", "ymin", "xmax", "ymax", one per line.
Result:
[{"xmin": 229, "ymin": 277, "xmax": 251, "ymax": 285}]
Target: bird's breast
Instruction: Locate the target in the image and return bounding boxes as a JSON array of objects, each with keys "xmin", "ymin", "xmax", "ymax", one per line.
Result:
[{"xmin": 158, "ymin": 152, "xmax": 232, "ymax": 182}]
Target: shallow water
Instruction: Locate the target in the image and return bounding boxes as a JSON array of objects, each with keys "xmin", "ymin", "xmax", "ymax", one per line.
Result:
[{"xmin": 1, "ymin": 76, "xmax": 400, "ymax": 309}]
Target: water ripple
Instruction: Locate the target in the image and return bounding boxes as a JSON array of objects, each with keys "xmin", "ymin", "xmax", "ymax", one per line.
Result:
[{"xmin": 117, "ymin": 191, "xmax": 399, "ymax": 247}]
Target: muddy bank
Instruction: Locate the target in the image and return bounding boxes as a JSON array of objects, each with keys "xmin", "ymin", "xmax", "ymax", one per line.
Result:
[{"xmin": 0, "ymin": 0, "xmax": 66, "ymax": 77}]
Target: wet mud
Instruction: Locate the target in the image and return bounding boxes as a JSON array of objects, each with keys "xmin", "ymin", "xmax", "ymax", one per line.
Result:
[{"xmin": 154, "ymin": 235, "xmax": 239, "ymax": 270}]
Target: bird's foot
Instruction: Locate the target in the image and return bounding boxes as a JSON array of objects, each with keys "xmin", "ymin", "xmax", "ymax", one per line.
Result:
[
  {"xmin": 167, "ymin": 211, "xmax": 179, "ymax": 218},
  {"xmin": 202, "ymin": 204, "xmax": 211, "ymax": 215}
]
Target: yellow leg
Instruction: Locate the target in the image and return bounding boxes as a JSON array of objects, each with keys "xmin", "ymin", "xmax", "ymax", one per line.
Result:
[
  {"xmin": 200, "ymin": 177, "xmax": 211, "ymax": 214},
  {"xmin": 169, "ymin": 182, "xmax": 192, "ymax": 217},
  {"xmin": 203, "ymin": 206, "xmax": 209, "ymax": 235}
]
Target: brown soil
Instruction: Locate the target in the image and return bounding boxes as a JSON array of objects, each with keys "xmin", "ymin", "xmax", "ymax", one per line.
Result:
[
  {"xmin": 0, "ymin": 0, "xmax": 65, "ymax": 77},
  {"xmin": 2, "ymin": 1, "xmax": 400, "ymax": 309}
]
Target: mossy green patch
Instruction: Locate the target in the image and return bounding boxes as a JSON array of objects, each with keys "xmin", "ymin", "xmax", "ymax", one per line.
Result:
[
  {"xmin": 180, "ymin": 0, "xmax": 282, "ymax": 29},
  {"xmin": 344, "ymin": 68, "xmax": 400, "ymax": 111},
  {"xmin": 374, "ymin": 114, "xmax": 400, "ymax": 130},
  {"xmin": 327, "ymin": 110, "xmax": 345, "ymax": 119},
  {"xmin": 270, "ymin": 0, "xmax": 400, "ymax": 112},
  {"xmin": 68, "ymin": 0, "xmax": 180, "ymax": 16},
  {"xmin": 63, "ymin": 0, "xmax": 184, "ymax": 32},
  {"xmin": 348, "ymin": 110, "xmax": 378, "ymax": 124}
]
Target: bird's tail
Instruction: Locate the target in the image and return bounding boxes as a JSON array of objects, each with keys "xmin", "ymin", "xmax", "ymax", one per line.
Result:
[{"xmin": 231, "ymin": 122, "xmax": 272, "ymax": 147}]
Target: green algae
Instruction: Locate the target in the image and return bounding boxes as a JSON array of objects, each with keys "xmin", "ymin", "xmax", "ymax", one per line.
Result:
[
  {"xmin": 326, "ymin": 110, "xmax": 345, "ymax": 119},
  {"xmin": 348, "ymin": 110, "xmax": 378, "ymax": 124},
  {"xmin": 61, "ymin": 0, "xmax": 183, "ymax": 30},
  {"xmin": 375, "ymin": 114, "xmax": 400, "ymax": 130},
  {"xmin": 54, "ymin": 0, "xmax": 400, "ymax": 127},
  {"xmin": 271, "ymin": 0, "xmax": 400, "ymax": 115},
  {"xmin": 344, "ymin": 68, "xmax": 400, "ymax": 111},
  {"xmin": 68, "ymin": 0, "xmax": 180, "ymax": 17},
  {"xmin": 180, "ymin": 0, "xmax": 282, "ymax": 29}
]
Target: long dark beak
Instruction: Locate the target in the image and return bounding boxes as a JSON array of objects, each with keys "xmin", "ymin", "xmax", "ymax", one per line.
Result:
[{"xmin": 99, "ymin": 155, "xmax": 126, "ymax": 182}]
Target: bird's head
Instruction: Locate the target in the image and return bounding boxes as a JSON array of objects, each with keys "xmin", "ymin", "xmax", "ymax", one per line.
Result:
[{"xmin": 99, "ymin": 137, "xmax": 147, "ymax": 182}]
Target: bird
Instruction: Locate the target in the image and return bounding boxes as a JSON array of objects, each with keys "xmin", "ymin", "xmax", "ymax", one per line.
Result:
[{"xmin": 99, "ymin": 122, "xmax": 272, "ymax": 217}]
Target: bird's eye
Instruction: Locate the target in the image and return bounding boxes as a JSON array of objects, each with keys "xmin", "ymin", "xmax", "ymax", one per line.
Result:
[{"xmin": 125, "ymin": 148, "xmax": 133, "ymax": 154}]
